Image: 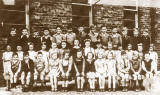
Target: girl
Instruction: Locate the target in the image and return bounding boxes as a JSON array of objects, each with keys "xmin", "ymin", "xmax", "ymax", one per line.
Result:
[
  {"xmin": 49, "ymin": 42, "xmax": 60, "ymax": 58},
  {"xmin": 142, "ymin": 53, "xmax": 155, "ymax": 91},
  {"xmin": 10, "ymin": 53, "xmax": 21, "ymax": 88},
  {"xmin": 59, "ymin": 51, "xmax": 72, "ymax": 92},
  {"xmin": 85, "ymin": 52, "xmax": 96, "ymax": 92},
  {"xmin": 21, "ymin": 52, "xmax": 34, "ymax": 91},
  {"xmin": 105, "ymin": 43, "xmax": 115, "ymax": 59},
  {"xmin": 74, "ymin": 50, "xmax": 85, "ymax": 91},
  {"xmin": 126, "ymin": 44, "xmax": 134, "ymax": 61},
  {"xmin": 95, "ymin": 52, "xmax": 107, "ymax": 91},
  {"xmin": 106, "ymin": 52, "xmax": 117, "ymax": 92},
  {"xmin": 137, "ymin": 43, "xmax": 144, "ymax": 61},
  {"xmin": 41, "ymin": 28, "xmax": 52, "ymax": 51},
  {"xmin": 71, "ymin": 39, "xmax": 81, "ymax": 59},
  {"xmin": 83, "ymin": 39, "xmax": 95, "ymax": 58},
  {"xmin": 130, "ymin": 52, "xmax": 142, "ymax": 91},
  {"xmin": 28, "ymin": 43, "xmax": 37, "ymax": 62},
  {"xmin": 34, "ymin": 52, "xmax": 47, "ymax": 87},
  {"xmin": 2, "ymin": 45, "xmax": 13, "ymax": 91},
  {"xmin": 48, "ymin": 52, "xmax": 60, "ymax": 92},
  {"xmin": 16, "ymin": 45, "xmax": 24, "ymax": 61},
  {"xmin": 95, "ymin": 42, "xmax": 105, "ymax": 58},
  {"xmin": 59, "ymin": 41, "xmax": 70, "ymax": 59},
  {"xmin": 118, "ymin": 51, "xmax": 130, "ymax": 92}
]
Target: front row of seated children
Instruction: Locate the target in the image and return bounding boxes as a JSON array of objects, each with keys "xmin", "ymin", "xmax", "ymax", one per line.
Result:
[{"xmin": 2, "ymin": 43, "xmax": 158, "ymax": 92}]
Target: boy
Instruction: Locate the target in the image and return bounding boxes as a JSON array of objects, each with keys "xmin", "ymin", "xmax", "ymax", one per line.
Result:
[
  {"xmin": 137, "ymin": 43, "xmax": 144, "ymax": 60},
  {"xmin": 20, "ymin": 28, "xmax": 30, "ymax": 51},
  {"xmin": 21, "ymin": 52, "xmax": 34, "ymax": 91},
  {"xmin": 16, "ymin": 45, "xmax": 24, "ymax": 61},
  {"xmin": 28, "ymin": 43, "xmax": 37, "ymax": 62},
  {"xmin": 118, "ymin": 51, "xmax": 130, "ymax": 92},
  {"xmin": 7, "ymin": 28, "xmax": 19, "ymax": 51},
  {"xmin": 141, "ymin": 30, "xmax": 151, "ymax": 52},
  {"xmin": 130, "ymin": 28, "xmax": 141, "ymax": 50},
  {"xmin": 2, "ymin": 45, "xmax": 13, "ymax": 90},
  {"xmin": 105, "ymin": 43, "xmax": 115, "ymax": 59},
  {"xmin": 83, "ymin": 39, "xmax": 95, "ymax": 58},
  {"xmin": 95, "ymin": 52, "xmax": 107, "ymax": 91},
  {"xmin": 106, "ymin": 52, "xmax": 117, "ymax": 92},
  {"xmin": 126, "ymin": 44, "xmax": 134, "ymax": 61},
  {"xmin": 111, "ymin": 28, "xmax": 122, "ymax": 50},
  {"xmin": 121, "ymin": 27, "xmax": 130, "ymax": 50},
  {"xmin": 41, "ymin": 28, "xmax": 52, "ymax": 51},
  {"xmin": 49, "ymin": 42, "xmax": 59, "ymax": 58},
  {"xmin": 34, "ymin": 52, "xmax": 48, "ymax": 87},
  {"xmin": 74, "ymin": 50, "xmax": 85, "ymax": 91},
  {"xmin": 66, "ymin": 26, "xmax": 76, "ymax": 48},
  {"xmin": 130, "ymin": 52, "xmax": 142, "ymax": 91}
]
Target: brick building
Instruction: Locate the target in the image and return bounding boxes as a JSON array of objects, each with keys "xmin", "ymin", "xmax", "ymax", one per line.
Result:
[{"xmin": 0, "ymin": 0, "xmax": 160, "ymax": 86}]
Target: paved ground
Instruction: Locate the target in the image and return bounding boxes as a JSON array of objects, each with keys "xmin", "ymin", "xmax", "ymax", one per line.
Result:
[{"xmin": 0, "ymin": 87, "xmax": 158, "ymax": 95}]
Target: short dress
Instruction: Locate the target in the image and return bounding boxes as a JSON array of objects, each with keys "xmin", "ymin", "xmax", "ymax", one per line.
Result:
[
  {"xmin": 74, "ymin": 58, "xmax": 84, "ymax": 77},
  {"xmin": 106, "ymin": 59, "xmax": 117, "ymax": 76},
  {"xmin": 142, "ymin": 59, "xmax": 153, "ymax": 75},
  {"xmin": 95, "ymin": 59, "xmax": 106, "ymax": 78},
  {"xmin": 48, "ymin": 59, "xmax": 60, "ymax": 77},
  {"xmin": 130, "ymin": 59, "xmax": 142, "ymax": 74},
  {"xmin": 85, "ymin": 59, "xmax": 96, "ymax": 78}
]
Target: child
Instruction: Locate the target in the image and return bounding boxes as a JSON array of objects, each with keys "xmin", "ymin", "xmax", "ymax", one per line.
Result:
[
  {"xmin": 71, "ymin": 39, "xmax": 81, "ymax": 59},
  {"xmin": 111, "ymin": 28, "xmax": 122, "ymax": 50},
  {"xmin": 142, "ymin": 53, "xmax": 155, "ymax": 91},
  {"xmin": 21, "ymin": 52, "xmax": 34, "ymax": 91},
  {"xmin": 121, "ymin": 27, "xmax": 130, "ymax": 50},
  {"xmin": 59, "ymin": 41, "xmax": 70, "ymax": 59},
  {"xmin": 20, "ymin": 28, "xmax": 30, "ymax": 51},
  {"xmin": 34, "ymin": 52, "xmax": 48, "ymax": 87},
  {"xmin": 105, "ymin": 43, "xmax": 115, "ymax": 59},
  {"xmin": 10, "ymin": 53, "xmax": 21, "ymax": 88},
  {"xmin": 66, "ymin": 26, "xmax": 76, "ymax": 48},
  {"xmin": 48, "ymin": 52, "xmax": 60, "ymax": 92},
  {"xmin": 59, "ymin": 51, "xmax": 72, "ymax": 92},
  {"xmin": 52, "ymin": 26, "xmax": 64, "ymax": 47},
  {"xmin": 130, "ymin": 52, "xmax": 142, "ymax": 91},
  {"xmin": 88, "ymin": 25, "xmax": 100, "ymax": 48},
  {"xmin": 2, "ymin": 45, "xmax": 13, "ymax": 91},
  {"xmin": 126, "ymin": 44, "xmax": 134, "ymax": 61},
  {"xmin": 95, "ymin": 41, "xmax": 105, "ymax": 58},
  {"xmin": 137, "ymin": 43, "xmax": 144, "ymax": 61},
  {"xmin": 7, "ymin": 28, "xmax": 19, "ymax": 51},
  {"xmin": 85, "ymin": 52, "xmax": 96, "ymax": 91},
  {"xmin": 73, "ymin": 50, "xmax": 85, "ymax": 91},
  {"xmin": 106, "ymin": 52, "xmax": 117, "ymax": 92},
  {"xmin": 28, "ymin": 43, "xmax": 37, "ymax": 62},
  {"xmin": 95, "ymin": 52, "xmax": 107, "ymax": 91},
  {"xmin": 41, "ymin": 28, "xmax": 52, "ymax": 51},
  {"xmin": 99, "ymin": 26, "xmax": 110, "ymax": 49},
  {"xmin": 118, "ymin": 51, "xmax": 130, "ymax": 92},
  {"xmin": 148, "ymin": 44, "xmax": 158, "ymax": 74},
  {"xmin": 77, "ymin": 26, "xmax": 88, "ymax": 48},
  {"xmin": 29, "ymin": 31, "xmax": 41, "ymax": 51},
  {"xmin": 16, "ymin": 45, "xmax": 24, "ymax": 61},
  {"xmin": 83, "ymin": 39, "xmax": 95, "ymax": 58},
  {"xmin": 141, "ymin": 30, "xmax": 151, "ymax": 52},
  {"xmin": 49, "ymin": 42, "xmax": 59, "ymax": 57},
  {"xmin": 130, "ymin": 28, "xmax": 141, "ymax": 50}
]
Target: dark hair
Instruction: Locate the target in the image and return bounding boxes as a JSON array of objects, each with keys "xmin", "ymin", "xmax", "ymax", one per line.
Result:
[
  {"xmin": 37, "ymin": 51, "xmax": 42, "ymax": 55},
  {"xmin": 23, "ymin": 51, "xmax": 29, "ymax": 56},
  {"xmin": 86, "ymin": 52, "xmax": 94, "ymax": 59},
  {"xmin": 12, "ymin": 52, "xmax": 18, "ymax": 57}
]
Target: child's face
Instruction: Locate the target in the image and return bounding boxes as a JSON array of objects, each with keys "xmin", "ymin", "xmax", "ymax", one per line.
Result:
[
  {"xmin": 10, "ymin": 30, "xmax": 16, "ymax": 36},
  {"xmin": 122, "ymin": 54, "xmax": 127, "ymax": 59},
  {"xmin": 51, "ymin": 43, "xmax": 57, "ymax": 48},
  {"xmin": 52, "ymin": 53, "xmax": 58, "ymax": 60},
  {"xmin": 87, "ymin": 53, "xmax": 93, "ymax": 59},
  {"xmin": 77, "ymin": 52, "xmax": 82, "ymax": 58},
  {"xmin": 138, "ymin": 46, "xmax": 143, "ymax": 52},
  {"xmin": 6, "ymin": 45, "xmax": 11, "ymax": 51},
  {"xmin": 122, "ymin": 30, "xmax": 127, "ymax": 35},
  {"xmin": 143, "ymin": 32, "xmax": 148, "ymax": 36},
  {"xmin": 74, "ymin": 40, "xmax": 79, "ymax": 46},
  {"xmin": 44, "ymin": 30, "xmax": 49, "ymax": 35},
  {"xmin": 133, "ymin": 30, "xmax": 139, "ymax": 36},
  {"xmin": 33, "ymin": 32, "xmax": 39, "ymax": 37},
  {"xmin": 90, "ymin": 28, "xmax": 96, "ymax": 32},
  {"xmin": 24, "ymin": 55, "xmax": 29, "ymax": 60},
  {"xmin": 29, "ymin": 45, "xmax": 34, "ymax": 50},
  {"xmin": 98, "ymin": 53, "xmax": 103, "ymax": 59},
  {"xmin": 128, "ymin": 45, "xmax": 132, "ymax": 50},
  {"xmin": 112, "ymin": 28, "xmax": 118, "ymax": 33},
  {"xmin": 108, "ymin": 44, "xmax": 112, "ymax": 50},
  {"xmin": 17, "ymin": 46, "xmax": 22, "ymax": 51},
  {"xmin": 101, "ymin": 27, "xmax": 107, "ymax": 33},
  {"xmin": 78, "ymin": 27, "xmax": 84, "ymax": 32},
  {"xmin": 37, "ymin": 54, "xmax": 42, "ymax": 59},
  {"xmin": 133, "ymin": 55, "xmax": 138, "ymax": 60},
  {"xmin": 41, "ymin": 45, "xmax": 46, "ymax": 50},
  {"xmin": 13, "ymin": 55, "xmax": 18, "ymax": 60},
  {"xmin": 22, "ymin": 29, "xmax": 28, "ymax": 35},
  {"xmin": 149, "ymin": 47, "xmax": 153, "ymax": 51},
  {"xmin": 61, "ymin": 42, "xmax": 67, "ymax": 48},
  {"xmin": 107, "ymin": 53, "xmax": 113, "ymax": 59},
  {"xmin": 56, "ymin": 27, "xmax": 62, "ymax": 34},
  {"xmin": 68, "ymin": 28, "xmax": 72, "ymax": 33},
  {"xmin": 118, "ymin": 46, "xmax": 122, "ymax": 50},
  {"xmin": 64, "ymin": 53, "xmax": 69, "ymax": 59},
  {"xmin": 85, "ymin": 41, "xmax": 90, "ymax": 47}
]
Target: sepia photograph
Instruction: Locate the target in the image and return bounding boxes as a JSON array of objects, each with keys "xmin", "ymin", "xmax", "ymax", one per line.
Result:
[{"xmin": 0, "ymin": 0, "xmax": 160, "ymax": 95}]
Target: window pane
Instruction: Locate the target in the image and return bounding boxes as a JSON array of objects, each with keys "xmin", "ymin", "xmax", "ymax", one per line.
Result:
[
  {"xmin": 124, "ymin": 10, "xmax": 135, "ymax": 20},
  {"xmin": 72, "ymin": 16, "xmax": 89, "ymax": 26},
  {"xmin": 72, "ymin": 5, "xmax": 89, "ymax": 16},
  {"xmin": 124, "ymin": 6, "xmax": 136, "ymax": 10},
  {"xmin": 124, "ymin": 20, "xmax": 135, "ymax": 29}
]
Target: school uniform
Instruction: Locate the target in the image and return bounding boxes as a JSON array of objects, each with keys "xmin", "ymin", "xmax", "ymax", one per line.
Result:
[
  {"xmin": 130, "ymin": 59, "xmax": 142, "ymax": 75},
  {"xmin": 20, "ymin": 35, "xmax": 30, "ymax": 51},
  {"xmin": 122, "ymin": 36, "xmax": 130, "ymax": 50},
  {"xmin": 141, "ymin": 36, "xmax": 151, "ymax": 52},
  {"xmin": 74, "ymin": 58, "xmax": 85, "ymax": 77},
  {"xmin": 7, "ymin": 35, "xmax": 19, "ymax": 51},
  {"xmin": 94, "ymin": 59, "xmax": 106, "ymax": 78},
  {"xmin": 88, "ymin": 32, "xmax": 100, "ymax": 48},
  {"xmin": 130, "ymin": 36, "xmax": 141, "ymax": 50},
  {"xmin": 99, "ymin": 32, "xmax": 110, "ymax": 47},
  {"xmin": 76, "ymin": 31, "xmax": 88, "ymax": 48},
  {"xmin": 112, "ymin": 33, "xmax": 122, "ymax": 50},
  {"xmin": 41, "ymin": 35, "xmax": 52, "ymax": 50},
  {"xmin": 29, "ymin": 36, "xmax": 41, "ymax": 51},
  {"xmin": 85, "ymin": 59, "xmax": 96, "ymax": 78},
  {"xmin": 66, "ymin": 32, "xmax": 76, "ymax": 47},
  {"xmin": 48, "ymin": 59, "xmax": 60, "ymax": 77},
  {"xmin": 142, "ymin": 59, "xmax": 154, "ymax": 75},
  {"xmin": 83, "ymin": 47, "xmax": 95, "ymax": 58}
]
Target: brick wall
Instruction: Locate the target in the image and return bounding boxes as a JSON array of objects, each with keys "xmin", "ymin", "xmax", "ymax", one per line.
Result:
[
  {"xmin": 30, "ymin": 0, "xmax": 72, "ymax": 33},
  {"xmin": 93, "ymin": 5, "xmax": 124, "ymax": 31}
]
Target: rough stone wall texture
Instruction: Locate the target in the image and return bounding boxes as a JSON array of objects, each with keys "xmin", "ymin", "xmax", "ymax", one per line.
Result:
[{"xmin": 30, "ymin": 0, "xmax": 72, "ymax": 33}]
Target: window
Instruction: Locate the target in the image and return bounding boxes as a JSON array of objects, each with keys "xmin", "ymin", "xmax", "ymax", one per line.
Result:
[
  {"xmin": 123, "ymin": 6, "xmax": 138, "ymax": 36},
  {"xmin": 72, "ymin": 0, "xmax": 89, "ymax": 27},
  {"xmin": 0, "ymin": 0, "xmax": 26, "ymax": 37}
]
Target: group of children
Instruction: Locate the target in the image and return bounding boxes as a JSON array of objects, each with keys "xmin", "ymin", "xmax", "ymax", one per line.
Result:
[{"xmin": 2, "ymin": 25, "xmax": 158, "ymax": 92}]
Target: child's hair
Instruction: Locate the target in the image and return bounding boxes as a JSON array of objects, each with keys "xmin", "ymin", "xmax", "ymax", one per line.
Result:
[
  {"xmin": 63, "ymin": 50, "xmax": 70, "ymax": 58},
  {"xmin": 56, "ymin": 25, "xmax": 63, "ymax": 29},
  {"xmin": 43, "ymin": 27, "xmax": 49, "ymax": 31},
  {"xmin": 121, "ymin": 50, "xmax": 126, "ymax": 56},
  {"xmin": 37, "ymin": 51, "xmax": 42, "ymax": 55},
  {"xmin": 5, "ymin": 44, "xmax": 11, "ymax": 51},
  {"xmin": 23, "ymin": 51, "xmax": 29, "ymax": 56},
  {"xmin": 12, "ymin": 52, "xmax": 18, "ymax": 57},
  {"xmin": 86, "ymin": 52, "xmax": 94, "ymax": 59},
  {"xmin": 61, "ymin": 40, "xmax": 68, "ymax": 49}
]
